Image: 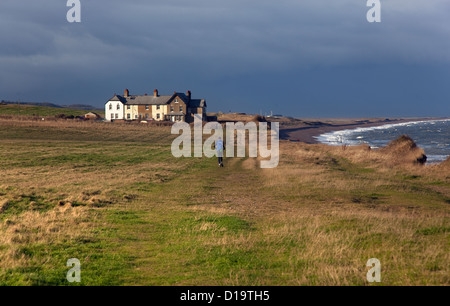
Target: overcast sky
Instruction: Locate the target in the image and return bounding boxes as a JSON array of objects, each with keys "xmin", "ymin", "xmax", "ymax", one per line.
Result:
[{"xmin": 0, "ymin": 0, "xmax": 449, "ymax": 117}]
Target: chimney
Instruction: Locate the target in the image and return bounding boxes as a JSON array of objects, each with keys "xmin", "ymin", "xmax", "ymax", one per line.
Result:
[
  {"xmin": 187, "ymin": 90, "xmax": 191, "ymax": 103},
  {"xmin": 124, "ymin": 89, "xmax": 129, "ymax": 97},
  {"xmin": 153, "ymin": 89, "xmax": 158, "ymax": 97}
]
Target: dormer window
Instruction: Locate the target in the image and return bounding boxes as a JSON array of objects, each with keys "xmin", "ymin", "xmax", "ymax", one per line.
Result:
[{"xmin": 175, "ymin": 99, "xmax": 178, "ymax": 103}]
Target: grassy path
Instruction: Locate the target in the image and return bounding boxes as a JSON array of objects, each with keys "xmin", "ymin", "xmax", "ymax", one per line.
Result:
[
  {"xmin": 0, "ymin": 119, "xmax": 448, "ymax": 285},
  {"xmin": 104, "ymin": 156, "xmax": 262, "ymax": 285}
]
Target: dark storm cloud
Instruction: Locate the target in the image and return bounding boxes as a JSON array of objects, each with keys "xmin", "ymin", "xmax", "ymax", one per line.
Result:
[{"xmin": 0, "ymin": 0, "xmax": 449, "ymax": 116}]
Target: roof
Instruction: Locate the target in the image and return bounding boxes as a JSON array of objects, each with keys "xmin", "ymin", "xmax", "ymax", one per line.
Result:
[
  {"xmin": 125, "ymin": 94, "xmax": 174, "ymax": 105},
  {"xmin": 190, "ymin": 99, "xmax": 207, "ymax": 108},
  {"xmin": 174, "ymin": 93, "xmax": 190, "ymax": 104},
  {"xmin": 107, "ymin": 95, "xmax": 127, "ymax": 104},
  {"xmin": 107, "ymin": 92, "xmax": 206, "ymax": 108}
]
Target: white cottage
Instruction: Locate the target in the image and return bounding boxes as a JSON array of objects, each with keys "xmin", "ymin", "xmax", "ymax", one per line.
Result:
[{"xmin": 105, "ymin": 95, "xmax": 126, "ymax": 121}]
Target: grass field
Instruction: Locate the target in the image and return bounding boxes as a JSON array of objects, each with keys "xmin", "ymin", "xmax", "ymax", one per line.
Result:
[
  {"xmin": 0, "ymin": 104, "xmax": 104, "ymax": 118},
  {"xmin": 0, "ymin": 118, "xmax": 448, "ymax": 285}
]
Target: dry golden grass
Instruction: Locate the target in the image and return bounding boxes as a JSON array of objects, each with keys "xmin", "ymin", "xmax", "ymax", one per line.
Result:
[
  {"xmin": 0, "ymin": 117, "xmax": 174, "ymax": 142},
  {"xmin": 180, "ymin": 137, "xmax": 448, "ymax": 285},
  {"xmin": 0, "ymin": 118, "xmax": 186, "ymax": 282},
  {"xmin": 440, "ymin": 156, "xmax": 450, "ymax": 169},
  {"xmin": 0, "ymin": 118, "xmax": 448, "ymax": 285},
  {"xmin": 216, "ymin": 113, "xmax": 257, "ymax": 122},
  {"xmin": 0, "ymin": 205, "xmax": 94, "ymax": 269}
]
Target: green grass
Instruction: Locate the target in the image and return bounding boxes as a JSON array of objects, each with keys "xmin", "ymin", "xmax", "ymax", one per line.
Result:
[
  {"xmin": 0, "ymin": 118, "xmax": 448, "ymax": 286},
  {"xmin": 0, "ymin": 104, "xmax": 103, "ymax": 117},
  {"xmin": 0, "ymin": 232, "xmax": 132, "ymax": 285},
  {"xmin": 0, "ymin": 194, "xmax": 53, "ymax": 217}
]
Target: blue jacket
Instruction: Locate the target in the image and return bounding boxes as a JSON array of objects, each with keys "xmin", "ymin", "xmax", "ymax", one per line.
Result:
[{"xmin": 216, "ymin": 140, "xmax": 224, "ymax": 157}]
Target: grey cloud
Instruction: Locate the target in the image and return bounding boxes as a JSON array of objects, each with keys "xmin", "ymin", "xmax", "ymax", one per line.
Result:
[{"xmin": 0, "ymin": 0, "xmax": 449, "ymax": 115}]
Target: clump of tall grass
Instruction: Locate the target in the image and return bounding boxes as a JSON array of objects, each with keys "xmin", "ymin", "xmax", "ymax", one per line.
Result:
[
  {"xmin": 318, "ymin": 135, "xmax": 428, "ymax": 167},
  {"xmin": 379, "ymin": 135, "xmax": 427, "ymax": 165}
]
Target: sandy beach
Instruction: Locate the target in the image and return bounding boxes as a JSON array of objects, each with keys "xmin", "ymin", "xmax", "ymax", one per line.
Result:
[{"xmin": 279, "ymin": 117, "xmax": 446, "ymax": 144}]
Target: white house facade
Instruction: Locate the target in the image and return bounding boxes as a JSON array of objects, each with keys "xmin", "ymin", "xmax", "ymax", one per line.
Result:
[{"xmin": 105, "ymin": 95, "xmax": 126, "ymax": 121}]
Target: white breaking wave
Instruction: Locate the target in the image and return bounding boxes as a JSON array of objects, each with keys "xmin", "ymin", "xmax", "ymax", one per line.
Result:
[
  {"xmin": 314, "ymin": 119, "xmax": 450, "ymax": 146},
  {"xmin": 314, "ymin": 119, "xmax": 450, "ymax": 163}
]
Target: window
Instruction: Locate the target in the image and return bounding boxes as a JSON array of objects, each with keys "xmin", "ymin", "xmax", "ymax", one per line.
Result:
[
  {"xmin": 127, "ymin": 113, "xmax": 130, "ymax": 119},
  {"xmin": 180, "ymin": 106, "xmax": 183, "ymax": 112},
  {"xmin": 117, "ymin": 104, "xmax": 120, "ymax": 110},
  {"xmin": 135, "ymin": 115, "xmax": 138, "ymax": 119},
  {"xmin": 111, "ymin": 113, "xmax": 114, "ymax": 120},
  {"xmin": 145, "ymin": 105, "xmax": 149, "ymax": 110},
  {"xmin": 109, "ymin": 104, "xmax": 112, "ymax": 110},
  {"xmin": 115, "ymin": 113, "xmax": 119, "ymax": 119},
  {"xmin": 156, "ymin": 105, "xmax": 160, "ymax": 110},
  {"xmin": 157, "ymin": 113, "xmax": 160, "ymax": 119},
  {"xmin": 175, "ymin": 98, "xmax": 178, "ymax": 103},
  {"xmin": 145, "ymin": 113, "xmax": 149, "ymax": 119},
  {"xmin": 127, "ymin": 105, "xmax": 130, "ymax": 110},
  {"xmin": 170, "ymin": 106, "xmax": 174, "ymax": 112}
]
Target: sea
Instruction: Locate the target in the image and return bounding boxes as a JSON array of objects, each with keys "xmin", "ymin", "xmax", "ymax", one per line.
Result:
[{"xmin": 315, "ymin": 119, "xmax": 450, "ymax": 164}]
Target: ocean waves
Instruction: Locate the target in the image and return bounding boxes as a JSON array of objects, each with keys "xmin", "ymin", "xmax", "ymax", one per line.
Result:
[{"xmin": 315, "ymin": 119, "xmax": 450, "ymax": 164}]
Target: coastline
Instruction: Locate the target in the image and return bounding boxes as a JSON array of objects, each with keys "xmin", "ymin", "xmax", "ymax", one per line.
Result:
[{"xmin": 279, "ymin": 117, "xmax": 448, "ymax": 144}]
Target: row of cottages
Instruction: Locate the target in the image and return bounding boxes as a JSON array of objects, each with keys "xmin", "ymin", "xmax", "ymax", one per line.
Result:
[{"xmin": 105, "ymin": 89, "xmax": 207, "ymax": 123}]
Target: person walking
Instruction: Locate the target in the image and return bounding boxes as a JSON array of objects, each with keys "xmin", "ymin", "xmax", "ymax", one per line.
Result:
[{"xmin": 216, "ymin": 137, "xmax": 224, "ymax": 167}]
